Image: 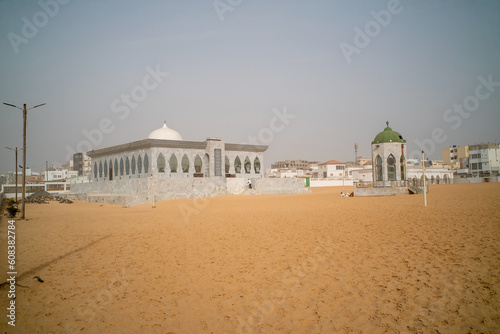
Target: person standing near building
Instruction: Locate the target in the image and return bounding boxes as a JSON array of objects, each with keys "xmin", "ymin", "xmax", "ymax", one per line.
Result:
[{"xmin": 247, "ymin": 179, "xmax": 252, "ymax": 189}]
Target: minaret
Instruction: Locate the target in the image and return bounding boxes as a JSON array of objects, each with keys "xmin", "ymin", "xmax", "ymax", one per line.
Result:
[{"xmin": 354, "ymin": 143, "xmax": 358, "ymax": 165}]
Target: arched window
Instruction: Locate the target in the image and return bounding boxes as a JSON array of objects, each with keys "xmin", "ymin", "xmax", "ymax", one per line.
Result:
[
  {"xmin": 194, "ymin": 154, "xmax": 202, "ymax": 173},
  {"xmin": 431, "ymin": 175, "xmax": 435, "ymax": 184},
  {"xmin": 436, "ymin": 175, "xmax": 440, "ymax": 184},
  {"xmin": 387, "ymin": 154, "xmax": 396, "ymax": 181},
  {"xmin": 170, "ymin": 154, "xmax": 178, "ymax": 173},
  {"xmin": 225, "ymin": 156, "xmax": 230, "ymax": 174},
  {"xmin": 444, "ymin": 174, "xmax": 449, "ymax": 184},
  {"xmin": 182, "ymin": 154, "xmax": 189, "ymax": 173},
  {"xmin": 94, "ymin": 162, "xmax": 98, "ymax": 179},
  {"xmin": 104, "ymin": 160, "xmax": 108, "ymax": 178},
  {"xmin": 120, "ymin": 158, "xmax": 124, "ymax": 176},
  {"xmin": 244, "ymin": 156, "xmax": 251, "ymax": 173},
  {"xmin": 131, "ymin": 156, "xmax": 136, "ymax": 174},
  {"xmin": 157, "ymin": 153, "xmax": 166, "ymax": 173},
  {"xmin": 144, "ymin": 154, "xmax": 149, "ymax": 173},
  {"xmin": 114, "ymin": 159, "xmax": 118, "ymax": 177},
  {"xmin": 137, "ymin": 155, "xmax": 142, "ymax": 174},
  {"xmin": 234, "ymin": 156, "xmax": 241, "ymax": 173},
  {"xmin": 400, "ymin": 155, "xmax": 405, "ymax": 181},
  {"xmin": 254, "ymin": 157, "xmax": 261, "ymax": 173},
  {"xmin": 125, "ymin": 157, "xmax": 130, "ymax": 175},
  {"xmin": 99, "ymin": 161, "xmax": 103, "ymax": 178},
  {"xmin": 109, "ymin": 159, "xmax": 112, "ymax": 178},
  {"xmin": 375, "ymin": 155, "xmax": 383, "ymax": 181}
]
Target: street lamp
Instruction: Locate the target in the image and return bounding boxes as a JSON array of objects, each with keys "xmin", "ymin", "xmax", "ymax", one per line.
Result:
[
  {"xmin": 5, "ymin": 146, "xmax": 23, "ymax": 202},
  {"xmin": 3, "ymin": 102, "xmax": 46, "ymax": 219}
]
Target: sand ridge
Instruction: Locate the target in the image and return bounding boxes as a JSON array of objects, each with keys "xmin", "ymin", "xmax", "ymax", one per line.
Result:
[{"xmin": 0, "ymin": 183, "xmax": 499, "ymax": 333}]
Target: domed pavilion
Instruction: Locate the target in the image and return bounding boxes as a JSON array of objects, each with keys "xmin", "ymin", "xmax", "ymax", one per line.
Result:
[{"xmin": 371, "ymin": 121, "xmax": 407, "ymax": 188}]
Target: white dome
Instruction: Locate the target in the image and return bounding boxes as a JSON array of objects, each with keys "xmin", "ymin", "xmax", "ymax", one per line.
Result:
[{"xmin": 148, "ymin": 122, "xmax": 183, "ymax": 141}]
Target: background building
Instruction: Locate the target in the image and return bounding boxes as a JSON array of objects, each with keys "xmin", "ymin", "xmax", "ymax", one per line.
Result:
[
  {"xmin": 442, "ymin": 145, "xmax": 469, "ymax": 170},
  {"xmin": 468, "ymin": 143, "xmax": 500, "ymax": 177},
  {"xmin": 73, "ymin": 152, "xmax": 92, "ymax": 176},
  {"xmin": 271, "ymin": 160, "xmax": 319, "ymax": 170},
  {"xmin": 317, "ymin": 160, "xmax": 346, "ymax": 179}
]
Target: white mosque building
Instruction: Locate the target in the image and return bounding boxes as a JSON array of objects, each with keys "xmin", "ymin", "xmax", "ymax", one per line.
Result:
[
  {"xmin": 69, "ymin": 121, "xmax": 306, "ymax": 206},
  {"xmin": 90, "ymin": 121, "xmax": 266, "ymax": 181}
]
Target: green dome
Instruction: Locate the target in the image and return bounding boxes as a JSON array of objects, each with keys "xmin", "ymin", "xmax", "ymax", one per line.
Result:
[{"xmin": 372, "ymin": 124, "xmax": 406, "ymax": 144}]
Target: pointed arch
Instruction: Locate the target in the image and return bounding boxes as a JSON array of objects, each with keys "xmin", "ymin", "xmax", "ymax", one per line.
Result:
[
  {"xmin": 99, "ymin": 161, "xmax": 103, "ymax": 178},
  {"xmin": 109, "ymin": 159, "xmax": 113, "ymax": 178},
  {"xmin": 181, "ymin": 154, "xmax": 189, "ymax": 173},
  {"xmin": 120, "ymin": 157, "xmax": 124, "ymax": 176},
  {"xmin": 131, "ymin": 156, "xmax": 136, "ymax": 174},
  {"xmin": 254, "ymin": 157, "xmax": 261, "ymax": 174},
  {"xmin": 225, "ymin": 156, "xmax": 230, "ymax": 174},
  {"xmin": 400, "ymin": 154, "xmax": 406, "ymax": 181},
  {"xmin": 104, "ymin": 160, "xmax": 108, "ymax": 178},
  {"xmin": 125, "ymin": 156, "xmax": 130, "ymax": 175},
  {"xmin": 114, "ymin": 159, "xmax": 118, "ymax": 177},
  {"xmin": 144, "ymin": 154, "xmax": 149, "ymax": 173},
  {"xmin": 157, "ymin": 153, "xmax": 166, "ymax": 173},
  {"xmin": 194, "ymin": 154, "xmax": 202, "ymax": 173},
  {"xmin": 375, "ymin": 155, "xmax": 383, "ymax": 181},
  {"xmin": 137, "ymin": 155, "xmax": 142, "ymax": 174},
  {"xmin": 387, "ymin": 154, "xmax": 396, "ymax": 181},
  {"xmin": 234, "ymin": 156, "xmax": 241, "ymax": 173},
  {"xmin": 170, "ymin": 154, "xmax": 178, "ymax": 173},
  {"xmin": 94, "ymin": 162, "xmax": 98, "ymax": 179},
  {"xmin": 244, "ymin": 156, "xmax": 251, "ymax": 173}
]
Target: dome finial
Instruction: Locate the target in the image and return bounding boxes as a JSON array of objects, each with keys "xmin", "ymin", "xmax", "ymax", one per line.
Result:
[{"xmin": 386, "ymin": 121, "xmax": 389, "ymax": 127}]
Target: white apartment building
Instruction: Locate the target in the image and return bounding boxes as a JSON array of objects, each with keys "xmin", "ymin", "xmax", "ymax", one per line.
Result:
[
  {"xmin": 45, "ymin": 169, "xmax": 79, "ymax": 181},
  {"xmin": 468, "ymin": 143, "xmax": 500, "ymax": 177},
  {"xmin": 317, "ymin": 160, "xmax": 346, "ymax": 178}
]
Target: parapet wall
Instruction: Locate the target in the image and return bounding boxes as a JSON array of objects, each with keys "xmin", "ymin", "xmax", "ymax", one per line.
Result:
[
  {"xmin": 354, "ymin": 186, "xmax": 410, "ymax": 197},
  {"xmin": 68, "ymin": 177, "xmax": 309, "ymax": 206},
  {"xmin": 253, "ymin": 178, "xmax": 308, "ymax": 194}
]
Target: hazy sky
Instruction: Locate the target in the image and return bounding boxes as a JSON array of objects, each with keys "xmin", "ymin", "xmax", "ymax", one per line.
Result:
[{"xmin": 1, "ymin": 0, "xmax": 499, "ymax": 174}]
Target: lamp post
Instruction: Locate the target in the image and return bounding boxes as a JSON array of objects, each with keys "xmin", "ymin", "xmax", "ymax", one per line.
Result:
[
  {"xmin": 422, "ymin": 151, "xmax": 427, "ymax": 207},
  {"xmin": 3, "ymin": 102, "xmax": 46, "ymax": 219},
  {"xmin": 5, "ymin": 146, "xmax": 22, "ymax": 202}
]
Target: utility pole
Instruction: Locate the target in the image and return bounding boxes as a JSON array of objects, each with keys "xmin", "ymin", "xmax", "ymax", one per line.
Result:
[
  {"xmin": 5, "ymin": 146, "xmax": 21, "ymax": 202},
  {"xmin": 3, "ymin": 102, "xmax": 46, "ymax": 219}
]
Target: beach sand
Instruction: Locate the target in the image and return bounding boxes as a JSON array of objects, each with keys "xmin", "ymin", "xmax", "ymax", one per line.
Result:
[{"xmin": 1, "ymin": 183, "xmax": 499, "ymax": 333}]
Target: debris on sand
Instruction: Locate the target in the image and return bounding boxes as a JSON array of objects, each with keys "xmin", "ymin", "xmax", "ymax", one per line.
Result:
[{"xmin": 23, "ymin": 193, "xmax": 73, "ymax": 204}]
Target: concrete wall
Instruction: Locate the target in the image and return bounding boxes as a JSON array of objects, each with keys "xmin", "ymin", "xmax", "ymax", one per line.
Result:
[
  {"xmin": 227, "ymin": 178, "xmax": 245, "ymax": 194},
  {"xmin": 310, "ymin": 179, "xmax": 354, "ymax": 187},
  {"xmin": 252, "ymin": 178, "xmax": 308, "ymax": 194},
  {"xmin": 69, "ymin": 177, "xmax": 309, "ymax": 206},
  {"xmin": 354, "ymin": 186, "xmax": 409, "ymax": 197}
]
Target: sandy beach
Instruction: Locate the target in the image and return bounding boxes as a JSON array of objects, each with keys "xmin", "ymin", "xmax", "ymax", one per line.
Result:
[{"xmin": 1, "ymin": 183, "xmax": 499, "ymax": 333}]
